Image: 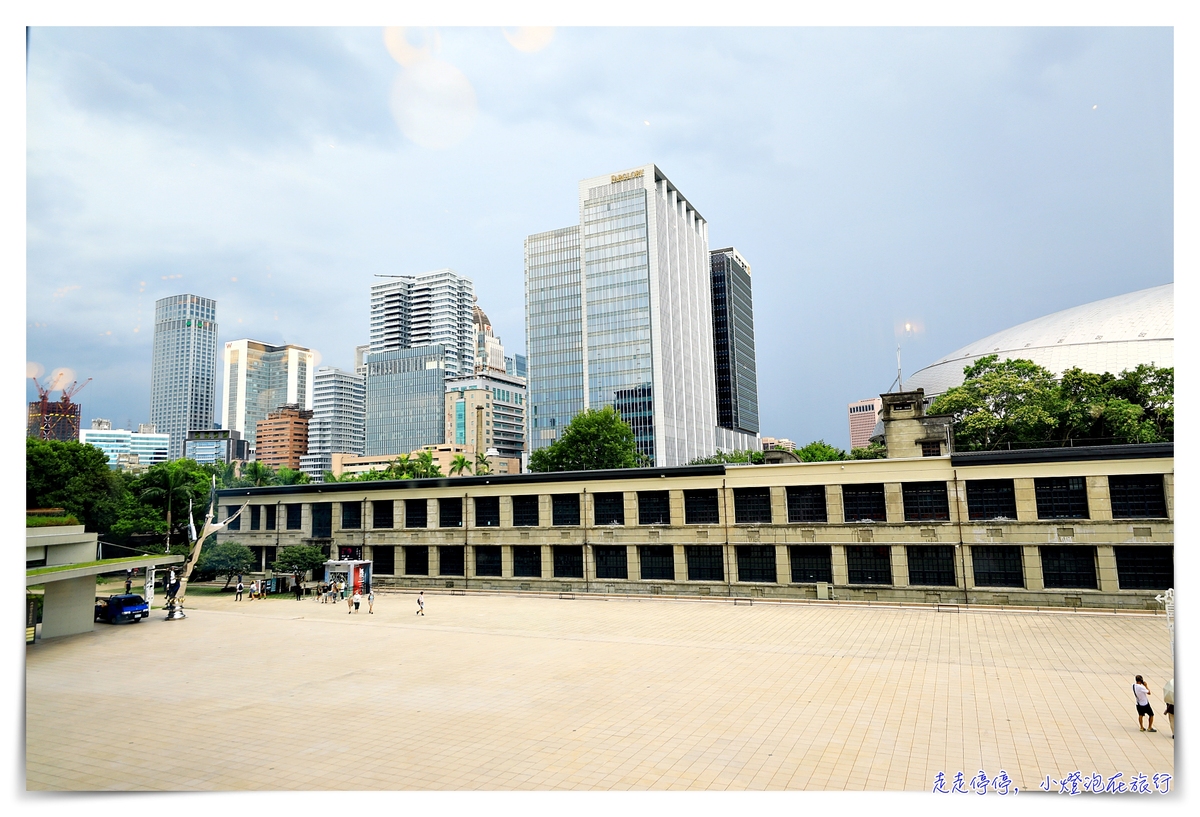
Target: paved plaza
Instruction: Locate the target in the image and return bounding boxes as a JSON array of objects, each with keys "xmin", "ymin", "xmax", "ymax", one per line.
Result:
[{"xmin": 26, "ymin": 588, "xmax": 1174, "ymax": 791}]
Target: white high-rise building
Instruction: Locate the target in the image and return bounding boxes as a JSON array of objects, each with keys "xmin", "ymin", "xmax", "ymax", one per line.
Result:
[
  {"xmin": 354, "ymin": 344, "xmax": 371, "ymax": 379},
  {"xmin": 369, "ymin": 269, "xmax": 476, "ymax": 378},
  {"xmin": 221, "ymin": 339, "xmax": 316, "ymax": 449},
  {"xmin": 80, "ymin": 424, "xmax": 170, "ymax": 470},
  {"xmin": 150, "ymin": 294, "xmax": 218, "ymax": 460},
  {"xmin": 300, "ymin": 367, "xmax": 367, "ymax": 481},
  {"xmin": 526, "ymin": 164, "xmax": 751, "ymax": 466}
]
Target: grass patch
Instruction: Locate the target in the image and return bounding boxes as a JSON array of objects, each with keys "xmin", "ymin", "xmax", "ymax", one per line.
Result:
[
  {"xmin": 26, "ymin": 516, "xmax": 80, "ymax": 528},
  {"xmin": 26, "ymin": 555, "xmax": 182, "ymax": 577}
]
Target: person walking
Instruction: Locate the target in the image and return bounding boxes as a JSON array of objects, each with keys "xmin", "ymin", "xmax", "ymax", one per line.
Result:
[
  {"xmin": 124, "ymin": 570, "xmax": 133, "ymax": 595},
  {"xmin": 346, "ymin": 590, "xmax": 354, "ymax": 613},
  {"xmin": 1163, "ymin": 678, "xmax": 1174, "ymax": 739},
  {"xmin": 1133, "ymin": 675, "xmax": 1156, "ymax": 732},
  {"xmin": 352, "ymin": 591, "xmax": 362, "ymax": 613},
  {"xmin": 415, "ymin": 591, "xmax": 425, "ymax": 616},
  {"xmin": 367, "ymin": 589, "xmax": 375, "ymax": 614},
  {"xmin": 294, "ymin": 580, "xmax": 304, "ymax": 601},
  {"xmin": 339, "ymin": 580, "xmax": 347, "ymax": 600},
  {"xmin": 235, "ymin": 580, "xmax": 244, "ymax": 601}
]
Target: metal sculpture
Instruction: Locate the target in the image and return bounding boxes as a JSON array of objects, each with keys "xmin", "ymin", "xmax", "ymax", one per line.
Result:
[{"xmin": 165, "ymin": 476, "xmax": 247, "ymax": 621}]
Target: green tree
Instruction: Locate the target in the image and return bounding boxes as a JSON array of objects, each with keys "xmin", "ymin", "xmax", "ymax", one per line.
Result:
[
  {"xmin": 931, "ymin": 356, "xmax": 1174, "ymax": 451},
  {"xmin": 136, "ymin": 460, "xmax": 205, "ymax": 553},
  {"xmin": 474, "ymin": 452, "xmax": 491, "ymax": 475},
  {"xmin": 528, "ymin": 406, "xmax": 643, "ymax": 472},
  {"xmin": 26, "ymin": 437, "xmax": 123, "ymax": 533},
  {"xmin": 929, "ymin": 355, "xmax": 1062, "ymax": 451},
  {"xmin": 271, "ymin": 545, "xmax": 327, "ymax": 577},
  {"xmin": 795, "ymin": 440, "xmax": 847, "ymax": 462},
  {"xmin": 196, "ymin": 541, "xmax": 256, "ymax": 589},
  {"xmin": 200, "ymin": 460, "xmax": 238, "ymax": 489},
  {"xmin": 449, "ymin": 454, "xmax": 472, "ymax": 476},
  {"xmin": 687, "ymin": 449, "xmax": 764, "ymax": 465},
  {"xmin": 411, "ymin": 450, "xmax": 438, "ymax": 478},
  {"xmin": 386, "ymin": 453, "xmax": 413, "ymax": 479},
  {"xmin": 106, "ymin": 488, "xmax": 168, "ymax": 544},
  {"xmin": 276, "ymin": 466, "xmax": 311, "ymax": 485},
  {"xmin": 849, "ymin": 441, "xmax": 888, "ymax": 460},
  {"xmin": 1111, "ymin": 364, "xmax": 1173, "ymax": 440},
  {"xmin": 236, "ymin": 460, "xmax": 277, "ymax": 487}
]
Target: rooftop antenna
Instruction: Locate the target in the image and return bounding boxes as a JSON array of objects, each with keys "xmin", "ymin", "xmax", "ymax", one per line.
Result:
[
  {"xmin": 887, "ymin": 321, "xmax": 916, "ymax": 393},
  {"xmin": 886, "ymin": 343, "xmax": 903, "ymax": 393}
]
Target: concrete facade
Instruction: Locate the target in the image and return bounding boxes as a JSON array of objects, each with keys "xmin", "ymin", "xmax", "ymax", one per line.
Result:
[
  {"xmin": 27, "ymin": 526, "xmax": 183, "ymax": 640},
  {"xmin": 217, "ymin": 444, "xmax": 1173, "ymax": 610}
]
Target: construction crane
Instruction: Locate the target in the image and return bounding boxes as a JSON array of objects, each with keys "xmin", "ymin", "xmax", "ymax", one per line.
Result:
[{"xmin": 28, "ymin": 373, "xmax": 91, "ymax": 441}]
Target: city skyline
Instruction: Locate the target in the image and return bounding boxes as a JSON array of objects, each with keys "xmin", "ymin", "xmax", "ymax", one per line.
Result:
[{"xmin": 26, "ymin": 27, "xmax": 1173, "ymax": 450}]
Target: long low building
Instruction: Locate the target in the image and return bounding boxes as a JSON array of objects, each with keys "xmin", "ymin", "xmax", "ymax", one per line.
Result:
[{"xmin": 215, "ymin": 441, "xmax": 1173, "ymax": 610}]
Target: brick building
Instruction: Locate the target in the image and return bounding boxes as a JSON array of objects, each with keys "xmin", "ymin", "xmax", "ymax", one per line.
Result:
[{"xmin": 254, "ymin": 404, "xmax": 313, "ymax": 470}]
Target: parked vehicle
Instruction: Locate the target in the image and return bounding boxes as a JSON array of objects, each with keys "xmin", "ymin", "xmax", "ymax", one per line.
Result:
[{"xmin": 94, "ymin": 594, "xmax": 150, "ymax": 624}]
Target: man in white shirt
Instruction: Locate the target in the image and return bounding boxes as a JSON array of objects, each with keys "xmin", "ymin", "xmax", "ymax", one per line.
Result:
[{"xmin": 1133, "ymin": 674, "xmax": 1156, "ymax": 732}]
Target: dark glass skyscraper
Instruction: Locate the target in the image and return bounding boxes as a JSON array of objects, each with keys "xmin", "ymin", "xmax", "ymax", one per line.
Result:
[{"xmin": 710, "ymin": 248, "xmax": 759, "ymax": 436}]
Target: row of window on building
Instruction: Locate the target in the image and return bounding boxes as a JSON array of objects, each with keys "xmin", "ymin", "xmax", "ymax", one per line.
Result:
[
  {"xmin": 240, "ymin": 542, "xmax": 1172, "ymax": 593},
  {"xmin": 226, "ymin": 474, "xmax": 1169, "ymax": 535}
]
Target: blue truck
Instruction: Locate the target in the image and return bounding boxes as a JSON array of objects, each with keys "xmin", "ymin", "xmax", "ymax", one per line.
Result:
[{"xmin": 94, "ymin": 594, "xmax": 150, "ymax": 624}]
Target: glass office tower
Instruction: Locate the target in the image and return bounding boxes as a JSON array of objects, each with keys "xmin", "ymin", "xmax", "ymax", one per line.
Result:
[
  {"xmin": 524, "ymin": 165, "xmax": 719, "ymax": 466},
  {"xmin": 524, "ymin": 226, "xmax": 584, "ymax": 455},
  {"xmin": 364, "ymin": 345, "xmax": 446, "ymax": 457},
  {"xmin": 221, "ymin": 339, "xmax": 315, "ymax": 449},
  {"xmin": 150, "ymin": 294, "xmax": 218, "ymax": 460},
  {"xmin": 710, "ymin": 247, "xmax": 760, "ymax": 436}
]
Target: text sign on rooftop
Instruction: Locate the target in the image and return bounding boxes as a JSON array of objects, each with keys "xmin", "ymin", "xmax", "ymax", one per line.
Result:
[{"xmin": 611, "ymin": 169, "xmax": 645, "ymax": 183}]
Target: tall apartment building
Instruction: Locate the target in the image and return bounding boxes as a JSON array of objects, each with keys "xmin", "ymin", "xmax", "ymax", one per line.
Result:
[
  {"xmin": 445, "ymin": 371, "xmax": 526, "ymax": 461},
  {"xmin": 369, "ymin": 269, "xmax": 475, "ymax": 377},
  {"xmin": 80, "ymin": 420, "xmax": 170, "ymax": 470},
  {"xmin": 848, "ymin": 397, "xmax": 883, "ymax": 450},
  {"xmin": 300, "ymin": 367, "xmax": 366, "ymax": 481},
  {"xmin": 710, "ymin": 248, "xmax": 760, "ymax": 446},
  {"xmin": 254, "ymin": 404, "xmax": 313, "ymax": 470},
  {"xmin": 221, "ymin": 339, "xmax": 315, "ymax": 450},
  {"xmin": 526, "ymin": 165, "xmax": 757, "ymax": 465},
  {"xmin": 364, "ymin": 346, "xmax": 447, "ymax": 457},
  {"xmin": 150, "ymin": 294, "xmax": 218, "ymax": 459}
]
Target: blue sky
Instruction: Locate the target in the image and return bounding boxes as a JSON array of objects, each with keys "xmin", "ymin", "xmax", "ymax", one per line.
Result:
[{"xmin": 25, "ymin": 26, "xmax": 1173, "ymax": 449}]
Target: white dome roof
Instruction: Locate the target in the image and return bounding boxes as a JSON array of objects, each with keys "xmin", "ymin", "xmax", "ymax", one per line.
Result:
[{"xmin": 905, "ymin": 284, "xmax": 1173, "ymax": 398}]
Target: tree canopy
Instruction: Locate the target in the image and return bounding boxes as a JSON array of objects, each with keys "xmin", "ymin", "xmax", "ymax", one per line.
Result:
[
  {"xmin": 196, "ymin": 541, "xmax": 255, "ymax": 588},
  {"xmin": 529, "ymin": 406, "xmax": 646, "ymax": 472},
  {"xmin": 929, "ymin": 356, "xmax": 1174, "ymax": 451},
  {"xmin": 27, "ymin": 439, "xmax": 221, "ymax": 553},
  {"xmin": 271, "ymin": 545, "xmax": 327, "ymax": 576},
  {"xmin": 26, "ymin": 437, "xmax": 122, "ymax": 533},
  {"xmin": 795, "ymin": 440, "xmax": 846, "ymax": 462},
  {"xmin": 688, "ymin": 449, "xmax": 765, "ymax": 465}
]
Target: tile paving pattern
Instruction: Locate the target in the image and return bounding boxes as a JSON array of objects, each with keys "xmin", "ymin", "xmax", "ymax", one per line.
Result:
[{"xmin": 26, "ymin": 590, "xmax": 1174, "ymax": 791}]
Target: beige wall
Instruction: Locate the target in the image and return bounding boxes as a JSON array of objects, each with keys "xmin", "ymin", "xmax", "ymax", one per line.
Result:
[{"xmin": 217, "ymin": 451, "xmax": 1173, "ymax": 609}]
